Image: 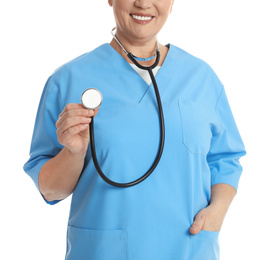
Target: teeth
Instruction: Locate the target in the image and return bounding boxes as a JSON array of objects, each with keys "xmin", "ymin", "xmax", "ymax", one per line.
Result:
[{"xmin": 132, "ymin": 15, "xmax": 152, "ymax": 21}]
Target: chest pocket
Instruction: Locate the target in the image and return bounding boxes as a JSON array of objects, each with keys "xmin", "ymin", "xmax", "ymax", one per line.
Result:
[{"xmin": 178, "ymin": 99, "xmax": 213, "ymax": 156}]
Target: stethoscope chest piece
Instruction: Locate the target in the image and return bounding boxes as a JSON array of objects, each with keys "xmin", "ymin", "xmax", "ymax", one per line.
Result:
[{"xmin": 81, "ymin": 88, "xmax": 103, "ymax": 109}]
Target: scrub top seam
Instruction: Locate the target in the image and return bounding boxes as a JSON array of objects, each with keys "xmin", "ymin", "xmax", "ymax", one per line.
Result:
[
  {"xmin": 49, "ymin": 77, "xmax": 63, "ymax": 111},
  {"xmin": 215, "ymin": 85, "xmax": 225, "ymax": 112}
]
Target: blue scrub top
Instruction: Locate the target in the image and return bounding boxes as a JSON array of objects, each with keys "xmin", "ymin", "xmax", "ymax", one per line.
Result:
[{"xmin": 24, "ymin": 44, "xmax": 246, "ymax": 260}]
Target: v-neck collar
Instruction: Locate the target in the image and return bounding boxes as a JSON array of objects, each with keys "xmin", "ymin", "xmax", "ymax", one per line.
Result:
[
  {"xmin": 105, "ymin": 43, "xmax": 172, "ymax": 83},
  {"xmin": 101, "ymin": 43, "xmax": 173, "ymax": 105}
]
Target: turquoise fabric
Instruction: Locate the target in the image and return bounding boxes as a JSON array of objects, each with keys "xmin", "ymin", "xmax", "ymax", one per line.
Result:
[{"xmin": 24, "ymin": 44, "xmax": 246, "ymax": 259}]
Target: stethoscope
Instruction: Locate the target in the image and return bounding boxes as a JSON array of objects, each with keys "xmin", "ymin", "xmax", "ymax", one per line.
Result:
[{"xmin": 81, "ymin": 28, "xmax": 165, "ymax": 188}]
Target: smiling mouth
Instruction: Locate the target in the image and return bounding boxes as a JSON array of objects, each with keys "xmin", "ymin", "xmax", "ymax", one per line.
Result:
[{"xmin": 130, "ymin": 14, "xmax": 154, "ymax": 21}]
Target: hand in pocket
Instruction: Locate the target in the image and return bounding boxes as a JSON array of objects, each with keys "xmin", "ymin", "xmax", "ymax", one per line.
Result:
[{"xmin": 190, "ymin": 205, "xmax": 225, "ymax": 234}]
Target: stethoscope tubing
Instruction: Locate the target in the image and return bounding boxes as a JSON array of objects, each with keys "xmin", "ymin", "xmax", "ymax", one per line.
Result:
[{"xmin": 89, "ymin": 50, "xmax": 165, "ymax": 188}]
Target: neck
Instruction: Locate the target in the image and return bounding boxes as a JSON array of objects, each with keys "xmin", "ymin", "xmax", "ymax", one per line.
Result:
[{"xmin": 110, "ymin": 31, "xmax": 159, "ymax": 66}]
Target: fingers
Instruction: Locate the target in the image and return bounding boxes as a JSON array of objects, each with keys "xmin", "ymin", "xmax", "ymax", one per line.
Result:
[
  {"xmin": 59, "ymin": 123, "xmax": 90, "ymax": 144},
  {"xmin": 190, "ymin": 211, "xmax": 206, "ymax": 235},
  {"xmin": 56, "ymin": 104, "xmax": 94, "ymax": 129},
  {"xmin": 57, "ymin": 115, "xmax": 91, "ymax": 134},
  {"xmin": 56, "ymin": 103, "xmax": 96, "ymax": 146},
  {"xmin": 56, "ymin": 110, "xmax": 93, "ymax": 129},
  {"xmin": 59, "ymin": 103, "xmax": 87, "ymax": 117}
]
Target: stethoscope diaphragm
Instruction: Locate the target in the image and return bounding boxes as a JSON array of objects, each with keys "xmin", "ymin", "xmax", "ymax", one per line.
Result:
[{"xmin": 81, "ymin": 88, "xmax": 103, "ymax": 110}]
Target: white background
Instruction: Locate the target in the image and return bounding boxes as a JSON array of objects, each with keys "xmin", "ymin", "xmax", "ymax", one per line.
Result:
[{"xmin": 1, "ymin": 0, "xmax": 265, "ymax": 259}]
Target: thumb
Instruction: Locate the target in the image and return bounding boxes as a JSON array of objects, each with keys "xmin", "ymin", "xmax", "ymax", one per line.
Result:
[
  {"xmin": 94, "ymin": 107, "xmax": 100, "ymax": 117},
  {"xmin": 83, "ymin": 108, "xmax": 99, "ymax": 140},
  {"xmin": 80, "ymin": 107, "xmax": 100, "ymax": 141},
  {"xmin": 190, "ymin": 212, "xmax": 206, "ymax": 235}
]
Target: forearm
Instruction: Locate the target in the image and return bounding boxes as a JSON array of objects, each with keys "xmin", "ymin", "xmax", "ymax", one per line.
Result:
[
  {"xmin": 209, "ymin": 183, "xmax": 237, "ymax": 218},
  {"xmin": 39, "ymin": 147, "xmax": 86, "ymax": 202}
]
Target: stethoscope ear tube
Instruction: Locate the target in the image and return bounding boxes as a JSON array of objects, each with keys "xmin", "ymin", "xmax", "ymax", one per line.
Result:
[{"xmin": 89, "ymin": 50, "xmax": 165, "ymax": 187}]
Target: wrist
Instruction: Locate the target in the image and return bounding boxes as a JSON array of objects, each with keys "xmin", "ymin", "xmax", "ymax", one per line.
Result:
[
  {"xmin": 63, "ymin": 147, "xmax": 87, "ymax": 161},
  {"xmin": 208, "ymin": 202, "xmax": 228, "ymax": 220},
  {"xmin": 210, "ymin": 183, "xmax": 236, "ymax": 215}
]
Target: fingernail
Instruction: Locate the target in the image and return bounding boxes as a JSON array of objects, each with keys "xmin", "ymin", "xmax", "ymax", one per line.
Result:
[{"xmin": 190, "ymin": 226, "xmax": 198, "ymax": 233}]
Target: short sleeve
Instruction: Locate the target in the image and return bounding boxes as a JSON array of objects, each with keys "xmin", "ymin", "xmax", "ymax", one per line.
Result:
[
  {"xmin": 23, "ymin": 76, "xmax": 63, "ymax": 205},
  {"xmin": 207, "ymin": 87, "xmax": 246, "ymax": 191}
]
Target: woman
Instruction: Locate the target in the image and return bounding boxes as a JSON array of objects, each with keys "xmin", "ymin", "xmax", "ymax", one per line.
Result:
[{"xmin": 24, "ymin": 0, "xmax": 246, "ymax": 259}]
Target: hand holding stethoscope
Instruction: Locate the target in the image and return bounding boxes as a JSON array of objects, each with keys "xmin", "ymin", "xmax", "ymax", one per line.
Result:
[{"xmin": 55, "ymin": 102, "xmax": 100, "ymax": 155}]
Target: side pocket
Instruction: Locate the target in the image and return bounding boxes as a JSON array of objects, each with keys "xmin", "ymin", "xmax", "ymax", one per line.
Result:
[
  {"xmin": 188, "ymin": 230, "xmax": 220, "ymax": 260},
  {"xmin": 66, "ymin": 226, "xmax": 128, "ymax": 260}
]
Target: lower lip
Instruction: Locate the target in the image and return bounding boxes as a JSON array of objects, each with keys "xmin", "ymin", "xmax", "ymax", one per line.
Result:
[{"xmin": 131, "ymin": 15, "xmax": 154, "ymax": 25}]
